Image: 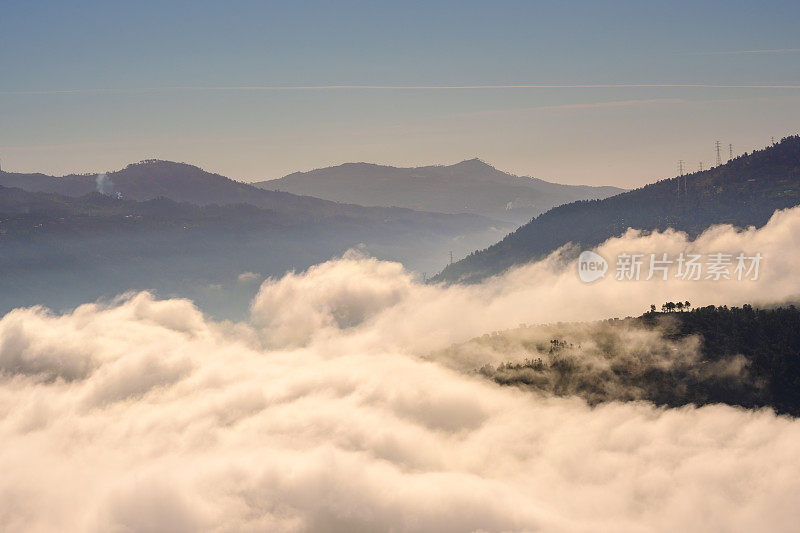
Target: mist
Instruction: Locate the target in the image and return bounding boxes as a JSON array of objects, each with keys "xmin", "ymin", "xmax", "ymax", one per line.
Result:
[{"xmin": 1, "ymin": 207, "xmax": 800, "ymax": 531}]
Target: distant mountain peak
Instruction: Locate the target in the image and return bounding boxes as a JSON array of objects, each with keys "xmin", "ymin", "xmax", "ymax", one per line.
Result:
[
  {"xmin": 122, "ymin": 159, "xmax": 203, "ymax": 172},
  {"xmin": 254, "ymin": 157, "xmax": 624, "ymax": 224},
  {"xmin": 451, "ymin": 158, "xmax": 495, "ymax": 170}
]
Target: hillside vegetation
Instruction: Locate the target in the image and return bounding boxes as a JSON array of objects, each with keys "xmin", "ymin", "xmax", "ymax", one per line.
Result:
[
  {"xmin": 460, "ymin": 304, "xmax": 800, "ymax": 415},
  {"xmin": 435, "ymin": 136, "xmax": 800, "ymax": 283}
]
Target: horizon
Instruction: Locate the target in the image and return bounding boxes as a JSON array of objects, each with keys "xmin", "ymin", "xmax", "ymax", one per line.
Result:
[
  {"xmin": 0, "ymin": 135, "xmax": 787, "ymax": 188},
  {"xmin": 2, "ymin": 97, "xmax": 796, "ymax": 189},
  {"xmin": 2, "ymin": 154, "xmax": 629, "ymax": 187}
]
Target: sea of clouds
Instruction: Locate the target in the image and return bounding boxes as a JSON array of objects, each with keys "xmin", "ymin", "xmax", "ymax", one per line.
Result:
[{"xmin": 2, "ymin": 207, "xmax": 800, "ymax": 532}]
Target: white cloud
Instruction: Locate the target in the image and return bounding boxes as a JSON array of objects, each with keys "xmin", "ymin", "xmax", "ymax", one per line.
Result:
[
  {"xmin": 2, "ymin": 209, "xmax": 800, "ymax": 531},
  {"xmin": 237, "ymin": 272, "xmax": 261, "ymax": 284}
]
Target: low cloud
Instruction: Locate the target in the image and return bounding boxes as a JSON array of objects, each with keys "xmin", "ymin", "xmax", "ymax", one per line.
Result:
[{"xmin": 2, "ymin": 209, "xmax": 800, "ymax": 531}]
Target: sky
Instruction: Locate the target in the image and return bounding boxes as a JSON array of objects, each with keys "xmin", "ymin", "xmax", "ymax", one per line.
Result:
[{"xmin": 1, "ymin": 0, "xmax": 799, "ymax": 187}]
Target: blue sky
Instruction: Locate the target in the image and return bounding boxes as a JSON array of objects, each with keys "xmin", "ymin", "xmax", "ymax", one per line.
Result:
[{"xmin": 1, "ymin": 0, "xmax": 799, "ymax": 186}]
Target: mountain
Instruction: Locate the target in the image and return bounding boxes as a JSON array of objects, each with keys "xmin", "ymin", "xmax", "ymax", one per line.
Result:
[
  {"xmin": 0, "ymin": 159, "xmax": 485, "ymax": 222},
  {"xmin": 452, "ymin": 304, "xmax": 800, "ymax": 415},
  {"xmin": 0, "ymin": 182, "xmax": 508, "ymax": 318},
  {"xmin": 0, "ymin": 186, "xmax": 287, "ymax": 234},
  {"xmin": 434, "ymin": 136, "xmax": 800, "ymax": 283},
  {"xmin": 253, "ymin": 159, "xmax": 625, "ymax": 224},
  {"xmin": 0, "ymin": 182, "xmax": 506, "ymax": 239}
]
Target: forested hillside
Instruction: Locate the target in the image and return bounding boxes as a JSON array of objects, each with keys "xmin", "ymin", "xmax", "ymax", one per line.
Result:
[
  {"xmin": 435, "ymin": 136, "xmax": 800, "ymax": 283},
  {"xmin": 466, "ymin": 304, "xmax": 800, "ymax": 415}
]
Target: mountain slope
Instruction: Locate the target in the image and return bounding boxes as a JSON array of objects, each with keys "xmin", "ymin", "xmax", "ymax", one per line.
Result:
[
  {"xmin": 0, "ymin": 160, "xmax": 515, "ymax": 285},
  {"xmin": 434, "ymin": 136, "xmax": 800, "ymax": 283},
  {"xmin": 0, "ymin": 183, "xmax": 503, "ymax": 239},
  {"xmin": 254, "ymin": 159, "xmax": 625, "ymax": 224},
  {"xmin": 0, "ymin": 185, "xmax": 287, "ymax": 235},
  {"xmin": 0, "ymin": 184, "xmax": 508, "ymax": 317},
  {"xmin": 0, "ymin": 159, "xmax": 503, "ymax": 224},
  {"xmin": 453, "ymin": 304, "xmax": 800, "ymax": 415}
]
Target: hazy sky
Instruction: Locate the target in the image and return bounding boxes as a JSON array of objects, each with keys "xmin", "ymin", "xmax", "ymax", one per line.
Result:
[{"xmin": 1, "ymin": 0, "xmax": 799, "ymax": 187}]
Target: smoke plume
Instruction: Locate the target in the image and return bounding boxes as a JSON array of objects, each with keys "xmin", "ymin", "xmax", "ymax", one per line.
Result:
[{"xmin": 95, "ymin": 173, "xmax": 115, "ymax": 195}]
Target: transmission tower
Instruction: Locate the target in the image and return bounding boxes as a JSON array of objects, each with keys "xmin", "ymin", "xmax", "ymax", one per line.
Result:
[
  {"xmin": 729, "ymin": 143, "xmax": 733, "ymax": 160},
  {"xmin": 715, "ymin": 141, "xmax": 722, "ymax": 166},
  {"xmin": 449, "ymin": 251, "xmax": 453, "ymax": 265},
  {"xmin": 699, "ymin": 162, "xmax": 704, "ymax": 172}
]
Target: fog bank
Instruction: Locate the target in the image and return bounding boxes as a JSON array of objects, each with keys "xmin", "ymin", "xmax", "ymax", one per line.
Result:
[{"xmin": 3, "ymin": 208, "xmax": 800, "ymax": 531}]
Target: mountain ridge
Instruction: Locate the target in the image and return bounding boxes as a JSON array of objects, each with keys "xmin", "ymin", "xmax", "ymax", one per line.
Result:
[
  {"xmin": 0, "ymin": 159, "xmax": 510, "ymax": 227},
  {"xmin": 0, "ymin": 182, "xmax": 509, "ymax": 317},
  {"xmin": 433, "ymin": 136, "xmax": 800, "ymax": 284},
  {"xmin": 254, "ymin": 159, "xmax": 625, "ymax": 224}
]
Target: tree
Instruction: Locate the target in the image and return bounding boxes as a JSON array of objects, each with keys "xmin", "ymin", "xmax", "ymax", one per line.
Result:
[
  {"xmin": 684, "ymin": 301, "xmax": 691, "ymax": 311},
  {"xmin": 650, "ymin": 304, "xmax": 657, "ymax": 313},
  {"xmin": 676, "ymin": 302, "xmax": 684, "ymax": 312}
]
